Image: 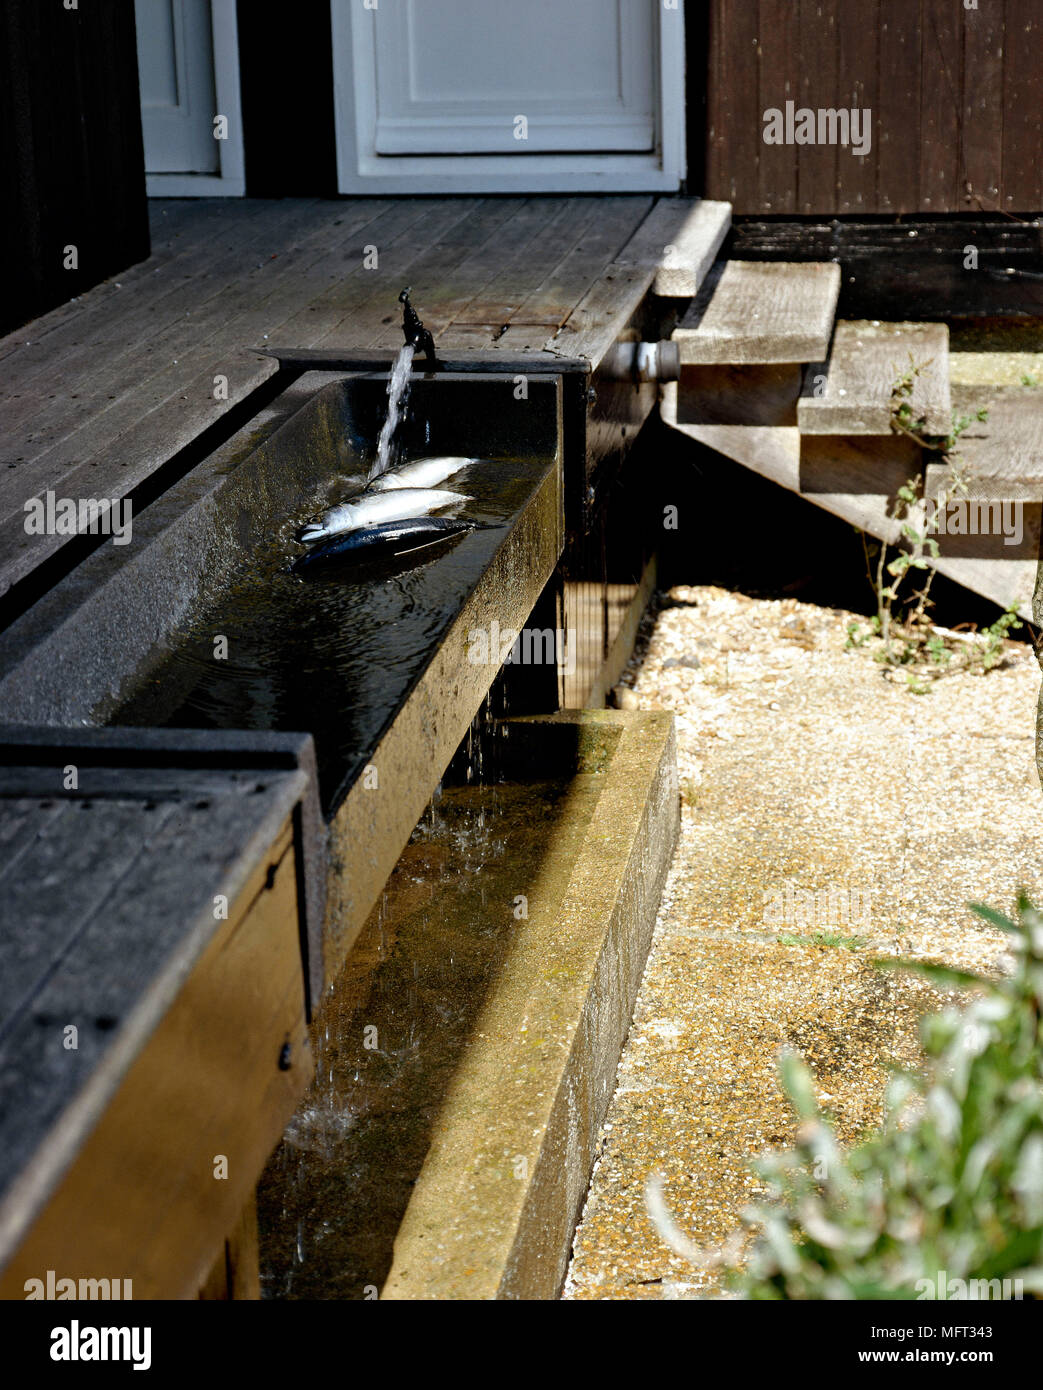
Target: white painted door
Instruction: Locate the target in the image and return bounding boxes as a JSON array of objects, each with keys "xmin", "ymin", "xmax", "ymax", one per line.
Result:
[
  {"xmin": 134, "ymin": 0, "xmax": 218, "ymax": 174},
  {"xmin": 332, "ymin": 0, "xmax": 685, "ymax": 194},
  {"xmin": 133, "ymin": 0, "xmax": 245, "ymax": 195}
]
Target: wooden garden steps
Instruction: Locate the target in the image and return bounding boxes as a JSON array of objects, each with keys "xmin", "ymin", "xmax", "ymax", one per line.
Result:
[
  {"xmin": 670, "ymin": 260, "xmax": 958, "ymax": 501},
  {"xmin": 799, "ymin": 320, "xmax": 952, "ymax": 437},
  {"xmin": 662, "ymin": 382, "xmax": 1039, "ymax": 621},
  {"xmin": 665, "ymin": 263, "xmax": 1039, "ymax": 618}
]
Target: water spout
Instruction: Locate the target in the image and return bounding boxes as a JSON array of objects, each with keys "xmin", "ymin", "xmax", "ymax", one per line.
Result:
[{"xmin": 399, "ymin": 287, "xmax": 437, "ymax": 367}]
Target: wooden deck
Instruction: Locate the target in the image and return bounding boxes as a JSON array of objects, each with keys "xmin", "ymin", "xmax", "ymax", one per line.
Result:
[
  {"xmin": 0, "ymin": 195, "xmax": 729, "ymax": 603},
  {"xmin": 0, "ymin": 726, "xmax": 323, "ymax": 1298}
]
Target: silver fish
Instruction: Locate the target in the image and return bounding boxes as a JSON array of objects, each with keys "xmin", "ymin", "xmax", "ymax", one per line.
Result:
[
  {"xmin": 293, "ymin": 516, "xmax": 493, "ymax": 573},
  {"xmin": 369, "ymin": 456, "xmax": 476, "ymax": 492},
  {"xmin": 300, "ymin": 487, "xmax": 468, "ymax": 544}
]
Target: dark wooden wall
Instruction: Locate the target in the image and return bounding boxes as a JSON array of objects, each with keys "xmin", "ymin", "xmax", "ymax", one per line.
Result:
[
  {"xmin": 0, "ymin": 0, "xmax": 149, "ymax": 337},
  {"xmin": 704, "ymin": 0, "xmax": 1043, "ymax": 215}
]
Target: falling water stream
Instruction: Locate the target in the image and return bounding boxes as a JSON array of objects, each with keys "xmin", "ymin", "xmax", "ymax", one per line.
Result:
[{"xmin": 367, "ymin": 342, "xmax": 415, "ymax": 483}]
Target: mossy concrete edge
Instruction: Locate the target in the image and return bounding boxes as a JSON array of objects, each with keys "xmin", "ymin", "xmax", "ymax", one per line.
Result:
[{"xmin": 382, "ymin": 709, "xmax": 679, "ymax": 1300}]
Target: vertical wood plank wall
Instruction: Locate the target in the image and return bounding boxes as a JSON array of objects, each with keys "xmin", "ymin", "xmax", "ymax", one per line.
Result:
[
  {"xmin": 705, "ymin": 0, "xmax": 1043, "ymax": 215},
  {"xmin": 0, "ymin": 0, "xmax": 150, "ymax": 336}
]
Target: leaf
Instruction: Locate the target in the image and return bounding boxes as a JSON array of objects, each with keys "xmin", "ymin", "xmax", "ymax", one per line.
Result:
[
  {"xmin": 968, "ymin": 902, "xmax": 1021, "ymax": 936},
  {"xmin": 778, "ymin": 1048, "xmax": 821, "ymax": 1120},
  {"xmin": 875, "ymin": 959, "xmax": 990, "ymax": 991},
  {"xmin": 975, "ymin": 1228, "xmax": 1043, "ymax": 1280}
]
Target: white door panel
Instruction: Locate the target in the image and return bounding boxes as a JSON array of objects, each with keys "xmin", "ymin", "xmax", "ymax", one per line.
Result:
[
  {"xmin": 333, "ymin": 0, "xmax": 685, "ymax": 194},
  {"xmin": 372, "ymin": 0, "xmax": 656, "ymax": 155},
  {"xmin": 134, "ymin": 0, "xmax": 218, "ymax": 174}
]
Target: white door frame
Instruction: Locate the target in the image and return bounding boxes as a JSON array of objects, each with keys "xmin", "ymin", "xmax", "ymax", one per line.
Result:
[
  {"xmin": 143, "ymin": 0, "xmax": 246, "ymax": 197},
  {"xmin": 331, "ymin": 0, "xmax": 686, "ymax": 194}
]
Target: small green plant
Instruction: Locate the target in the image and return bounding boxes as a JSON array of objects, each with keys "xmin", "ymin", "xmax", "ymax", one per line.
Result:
[
  {"xmin": 888, "ymin": 356, "xmax": 989, "ymax": 453},
  {"xmin": 777, "ymin": 932, "xmax": 864, "ymax": 952},
  {"xmin": 843, "ymin": 364, "xmax": 1020, "ymax": 687},
  {"xmin": 977, "ymin": 605, "xmax": 1026, "ymax": 669},
  {"xmin": 1021, "ymin": 373, "xmax": 1039, "ymax": 389},
  {"xmin": 680, "ymin": 776, "xmax": 699, "ymax": 808},
  {"xmin": 649, "ymin": 897, "xmax": 1043, "ymax": 1299}
]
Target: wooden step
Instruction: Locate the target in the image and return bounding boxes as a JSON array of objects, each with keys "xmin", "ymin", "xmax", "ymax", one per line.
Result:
[
  {"xmin": 926, "ymin": 389, "xmax": 1043, "ymax": 496},
  {"xmin": 923, "ymin": 463, "xmax": 1040, "ymax": 560},
  {"xmin": 922, "ymin": 389, "xmax": 1043, "ymax": 563},
  {"xmin": 673, "ymin": 260, "xmax": 841, "ymax": 365},
  {"xmin": 798, "ymin": 321, "xmax": 951, "ymax": 436}
]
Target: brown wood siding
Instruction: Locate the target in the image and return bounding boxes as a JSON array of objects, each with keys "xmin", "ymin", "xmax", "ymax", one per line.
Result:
[{"xmin": 705, "ymin": 0, "xmax": 1043, "ymax": 214}]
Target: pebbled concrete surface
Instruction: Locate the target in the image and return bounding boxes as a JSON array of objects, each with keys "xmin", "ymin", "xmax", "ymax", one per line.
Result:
[{"xmin": 565, "ymin": 583, "xmax": 1043, "ymax": 1299}]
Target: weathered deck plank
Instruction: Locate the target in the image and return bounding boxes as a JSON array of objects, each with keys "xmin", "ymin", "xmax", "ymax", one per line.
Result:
[
  {"xmin": 504, "ymin": 196, "xmax": 654, "ymax": 331},
  {"xmin": 322, "ymin": 198, "xmax": 532, "ymax": 349},
  {"xmin": 440, "ymin": 197, "xmax": 599, "ymax": 333},
  {"xmin": 0, "ymin": 199, "xmax": 336, "ymax": 435},
  {"xmin": 0, "ymin": 200, "xmax": 260, "ymax": 368},
  {"xmin": 369, "ymin": 198, "xmax": 559, "ymax": 348},
  {"xmin": 648, "ymin": 199, "xmax": 732, "ymax": 297},
  {"xmin": 2, "ymin": 201, "xmax": 407, "ymax": 473},
  {"xmin": 661, "ymin": 384, "xmax": 1039, "ymax": 620},
  {"xmin": 13, "ymin": 200, "xmax": 328, "ymax": 370},
  {"xmin": 522, "ymin": 198, "xmax": 704, "ymax": 364},
  {"xmin": 271, "ymin": 199, "xmax": 482, "ymax": 348},
  {"xmin": 0, "ymin": 200, "xmax": 278, "ymax": 375},
  {"xmin": 438, "ymin": 198, "xmax": 609, "ymax": 351}
]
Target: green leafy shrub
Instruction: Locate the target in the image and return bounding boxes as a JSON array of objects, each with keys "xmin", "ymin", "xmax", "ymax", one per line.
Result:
[{"xmin": 730, "ymin": 898, "xmax": 1043, "ymax": 1299}]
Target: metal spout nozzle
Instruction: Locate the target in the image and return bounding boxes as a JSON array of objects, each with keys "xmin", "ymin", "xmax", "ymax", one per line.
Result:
[{"xmin": 399, "ymin": 287, "xmax": 437, "ymax": 366}]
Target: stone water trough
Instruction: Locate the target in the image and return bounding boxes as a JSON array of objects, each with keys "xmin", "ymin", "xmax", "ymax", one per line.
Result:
[{"xmin": 0, "ymin": 362, "xmax": 678, "ymax": 1298}]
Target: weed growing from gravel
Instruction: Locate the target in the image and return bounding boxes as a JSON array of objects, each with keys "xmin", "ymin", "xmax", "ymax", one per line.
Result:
[
  {"xmin": 777, "ymin": 932, "xmax": 864, "ymax": 951},
  {"xmin": 843, "ymin": 362, "xmax": 1021, "ymax": 691}
]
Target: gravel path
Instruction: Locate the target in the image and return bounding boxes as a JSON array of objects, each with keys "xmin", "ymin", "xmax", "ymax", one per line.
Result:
[{"xmin": 564, "ymin": 584, "xmax": 1043, "ymax": 1300}]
